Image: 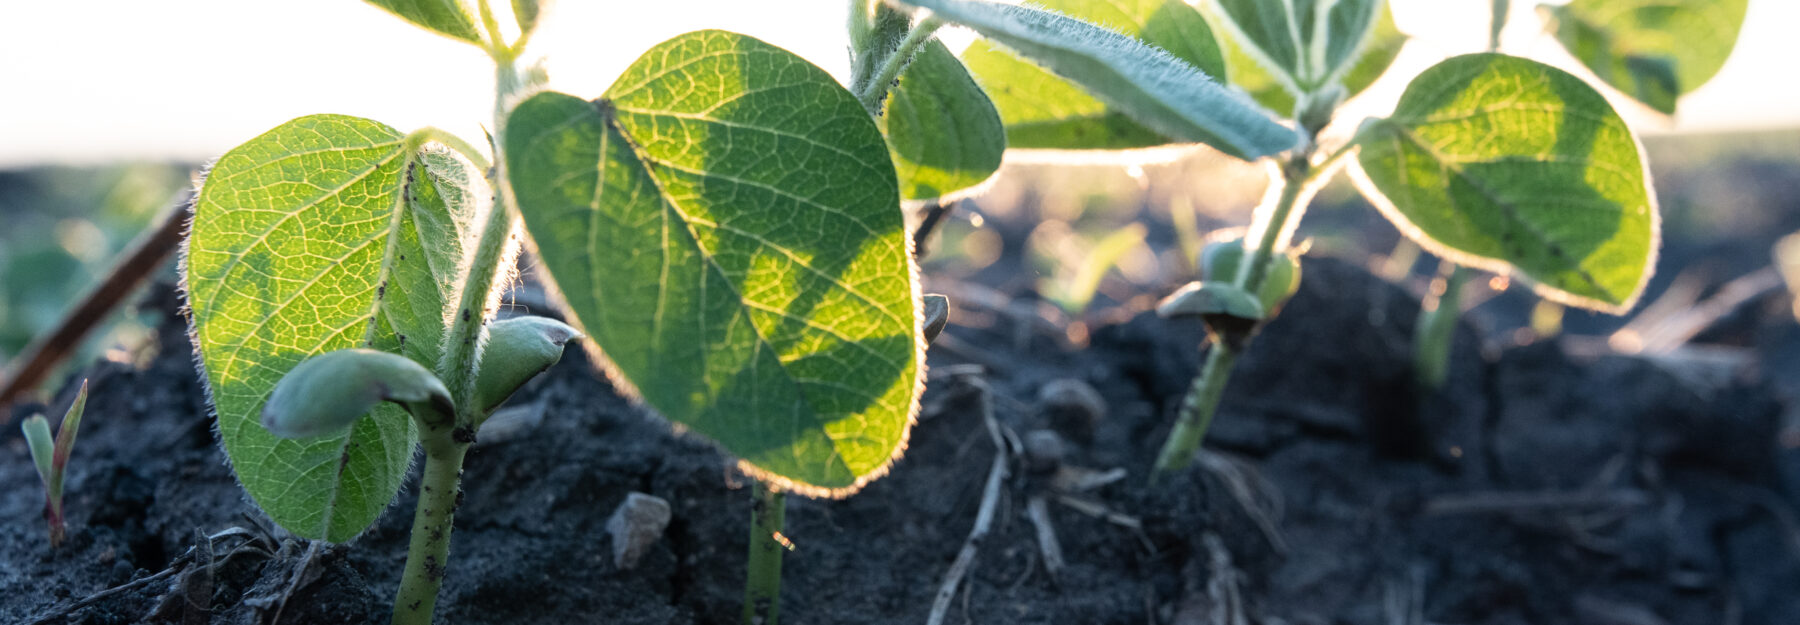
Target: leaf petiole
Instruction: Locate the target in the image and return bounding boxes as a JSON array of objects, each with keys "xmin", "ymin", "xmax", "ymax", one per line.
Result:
[
  {"xmin": 855, "ymin": 16, "xmax": 944, "ymax": 114},
  {"xmin": 409, "ymin": 127, "xmax": 491, "ymax": 172}
]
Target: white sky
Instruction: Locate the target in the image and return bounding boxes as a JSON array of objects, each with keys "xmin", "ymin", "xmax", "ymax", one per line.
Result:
[{"xmin": 1, "ymin": 1, "xmax": 1796, "ymax": 167}]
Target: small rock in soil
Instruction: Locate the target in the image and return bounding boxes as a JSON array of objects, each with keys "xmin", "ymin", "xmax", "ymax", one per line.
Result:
[
  {"xmin": 1024, "ymin": 429, "xmax": 1066, "ymax": 474},
  {"xmin": 606, "ymin": 492, "xmax": 672, "ymax": 571},
  {"xmin": 1036, "ymin": 378, "xmax": 1105, "ymax": 444}
]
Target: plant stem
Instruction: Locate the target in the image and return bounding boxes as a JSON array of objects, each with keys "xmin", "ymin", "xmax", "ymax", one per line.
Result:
[
  {"xmin": 1489, "ymin": 0, "xmax": 1511, "ymax": 53},
  {"xmin": 391, "ymin": 434, "xmax": 470, "ymax": 625},
  {"xmin": 1236, "ymin": 159, "xmax": 1310, "ymax": 290},
  {"xmin": 1153, "ymin": 157, "xmax": 1311, "ymax": 477},
  {"xmin": 853, "ymin": 17, "xmax": 943, "ymax": 114},
  {"xmin": 743, "ymin": 485, "xmax": 788, "ymax": 625},
  {"xmin": 1413, "ymin": 260, "xmax": 1467, "ymax": 391},
  {"xmin": 1151, "ymin": 346, "xmax": 1238, "ymax": 477},
  {"xmin": 394, "ymin": 50, "xmax": 524, "ymax": 625},
  {"xmin": 437, "ymin": 60, "xmax": 522, "ymax": 411}
]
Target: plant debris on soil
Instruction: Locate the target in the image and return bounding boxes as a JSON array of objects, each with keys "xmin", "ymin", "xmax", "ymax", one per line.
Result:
[{"xmin": 5, "ymin": 252, "xmax": 1800, "ymax": 624}]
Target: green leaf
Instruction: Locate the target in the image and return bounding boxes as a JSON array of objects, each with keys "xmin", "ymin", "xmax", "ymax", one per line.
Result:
[
  {"xmin": 883, "ymin": 40, "xmax": 1005, "ymax": 202},
  {"xmin": 1210, "ymin": 1, "xmax": 1401, "ymax": 114},
  {"xmin": 1349, "ymin": 53, "xmax": 1658, "ymax": 313},
  {"xmin": 21, "ymin": 414, "xmax": 52, "ymax": 490},
  {"xmin": 1543, "ymin": 0, "xmax": 1747, "ymax": 114},
  {"xmin": 186, "ymin": 114, "xmax": 480, "ymax": 541},
  {"xmin": 1340, "ymin": 3, "xmax": 1406, "ymax": 98},
  {"xmin": 908, "ymin": 0, "xmax": 1297, "ymax": 159},
  {"xmin": 958, "ymin": 0, "xmax": 1228, "ymax": 150},
  {"xmin": 364, "ymin": 0, "xmax": 483, "ymax": 44},
  {"xmin": 1208, "ymin": 0, "xmax": 1387, "ymax": 93},
  {"xmin": 506, "ymin": 31, "xmax": 924, "ymax": 497}
]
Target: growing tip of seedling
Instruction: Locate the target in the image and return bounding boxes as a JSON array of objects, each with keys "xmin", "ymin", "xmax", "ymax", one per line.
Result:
[
  {"xmin": 474, "ymin": 315, "xmax": 582, "ymax": 414},
  {"xmin": 261, "ymin": 349, "xmax": 453, "ymax": 438},
  {"xmin": 22, "ymin": 379, "xmax": 88, "ymax": 548},
  {"xmin": 922, "ymin": 294, "xmax": 950, "ymax": 345}
]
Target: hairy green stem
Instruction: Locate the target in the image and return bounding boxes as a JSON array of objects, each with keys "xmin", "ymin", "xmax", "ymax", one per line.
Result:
[
  {"xmin": 743, "ymin": 485, "xmax": 788, "ymax": 625},
  {"xmin": 853, "ymin": 17, "xmax": 943, "ymax": 114},
  {"xmin": 391, "ymin": 435, "xmax": 469, "ymax": 625},
  {"xmin": 1153, "ymin": 157, "xmax": 1312, "ymax": 477},
  {"xmin": 1151, "ymin": 346, "xmax": 1238, "ymax": 477},
  {"xmin": 1413, "ymin": 260, "xmax": 1468, "ymax": 391},
  {"xmin": 396, "ymin": 51, "xmax": 522, "ymax": 625},
  {"xmin": 437, "ymin": 60, "xmax": 521, "ymax": 412},
  {"xmin": 1236, "ymin": 159, "xmax": 1310, "ymax": 291}
]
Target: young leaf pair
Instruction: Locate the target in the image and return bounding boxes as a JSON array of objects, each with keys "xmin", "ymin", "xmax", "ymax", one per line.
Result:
[{"xmin": 21, "ymin": 380, "xmax": 88, "ymax": 549}]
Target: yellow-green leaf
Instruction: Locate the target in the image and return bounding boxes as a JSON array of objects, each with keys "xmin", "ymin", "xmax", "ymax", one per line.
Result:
[
  {"xmin": 506, "ymin": 31, "xmax": 923, "ymax": 497},
  {"xmin": 1543, "ymin": 0, "xmax": 1747, "ymax": 114},
  {"xmin": 364, "ymin": 0, "xmax": 483, "ymax": 44},
  {"xmin": 1350, "ymin": 54, "xmax": 1658, "ymax": 313},
  {"xmin": 186, "ymin": 115, "xmax": 480, "ymax": 541},
  {"xmin": 884, "ymin": 39, "xmax": 1005, "ymax": 202}
]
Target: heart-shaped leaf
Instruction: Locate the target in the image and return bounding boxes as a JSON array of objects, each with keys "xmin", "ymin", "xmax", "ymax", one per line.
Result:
[
  {"xmin": 186, "ymin": 115, "xmax": 481, "ymax": 541},
  {"xmin": 905, "ymin": 0, "xmax": 1297, "ymax": 159},
  {"xmin": 1542, "ymin": 0, "xmax": 1747, "ymax": 114},
  {"xmin": 1349, "ymin": 54, "xmax": 1658, "ymax": 313},
  {"xmin": 958, "ymin": 0, "xmax": 1227, "ymax": 150},
  {"xmin": 883, "ymin": 39, "xmax": 1005, "ymax": 202},
  {"xmin": 506, "ymin": 30, "xmax": 923, "ymax": 497},
  {"xmin": 365, "ymin": 0, "xmax": 483, "ymax": 44}
]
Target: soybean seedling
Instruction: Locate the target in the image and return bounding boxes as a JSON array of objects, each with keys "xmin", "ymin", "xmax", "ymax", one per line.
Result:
[
  {"xmin": 880, "ymin": 0, "xmax": 1745, "ymax": 476},
  {"xmin": 20, "ymin": 380, "xmax": 87, "ymax": 549},
  {"xmin": 184, "ymin": 0, "xmax": 1017, "ymax": 622}
]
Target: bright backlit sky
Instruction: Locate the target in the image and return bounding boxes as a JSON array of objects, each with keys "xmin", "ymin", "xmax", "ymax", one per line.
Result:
[{"xmin": 2, "ymin": 1, "xmax": 1796, "ymax": 167}]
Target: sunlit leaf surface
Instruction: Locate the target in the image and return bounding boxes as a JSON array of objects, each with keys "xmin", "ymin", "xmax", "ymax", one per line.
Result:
[
  {"xmin": 1351, "ymin": 54, "xmax": 1657, "ymax": 313},
  {"xmin": 1545, "ymin": 0, "xmax": 1747, "ymax": 114},
  {"xmin": 884, "ymin": 39, "xmax": 1005, "ymax": 201},
  {"xmin": 507, "ymin": 31, "xmax": 923, "ymax": 496},
  {"xmin": 187, "ymin": 115, "xmax": 479, "ymax": 540}
]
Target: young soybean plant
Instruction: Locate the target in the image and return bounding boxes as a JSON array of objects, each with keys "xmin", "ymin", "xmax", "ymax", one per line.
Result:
[
  {"xmin": 184, "ymin": 1, "xmax": 995, "ymax": 623},
  {"xmin": 20, "ymin": 380, "xmax": 88, "ymax": 549},
  {"xmin": 891, "ymin": 0, "xmax": 1680, "ymax": 475}
]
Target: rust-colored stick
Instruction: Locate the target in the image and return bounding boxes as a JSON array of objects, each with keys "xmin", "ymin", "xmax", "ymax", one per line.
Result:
[{"xmin": 0, "ymin": 188, "xmax": 194, "ymax": 411}]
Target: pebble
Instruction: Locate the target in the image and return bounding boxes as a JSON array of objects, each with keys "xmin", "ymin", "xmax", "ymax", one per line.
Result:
[
  {"xmin": 1036, "ymin": 378, "xmax": 1106, "ymax": 443},
  {"xmin": 606, "ymin": 492, "xmax": 672, "ymax": 570}
]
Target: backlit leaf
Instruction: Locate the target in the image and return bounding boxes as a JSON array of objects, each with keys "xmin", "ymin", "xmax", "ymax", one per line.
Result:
[
  {"xmin": 506, "ymin": 31, "xmax": 923, "ymax": 497},
  {"xmin": 186, "ymin": 115, "xmax": 481, "ymax": 541},
  {"xmin": 1543, "ymin": 0, "xmax": 1747, "ymax": 114},
  {"xmin": 958, "ymin": 0, "xmax": 1227, "ymax": 150},
  {"xmin": 908, "ymin": 0, "xmax": 1296, "ymax": 159},
  {"xmin": 883, "ymin": 39, "xmax": 1005, "ymax": 202},
  {"xmin": 364, "ymin": 0, "xmax": 483, "ymax": 44},
  {"xmin": 1208, "ymin": 0, "xmax": 1388, "ymax": 94},
  {"xmin": 1350, "ymin": 54, "xmax": 1657, "ymax": 313}
]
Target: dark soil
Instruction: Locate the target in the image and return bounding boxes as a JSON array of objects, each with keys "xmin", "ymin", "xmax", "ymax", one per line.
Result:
[{"xmin": 5, "ymin": 253, "xmax": 1799, "ymax": 624}]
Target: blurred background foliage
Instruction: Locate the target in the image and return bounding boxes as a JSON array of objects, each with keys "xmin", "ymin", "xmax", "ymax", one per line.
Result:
[{"xmin": 0, "ymin": 164, "xmax": 189, "ymax": 370}]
